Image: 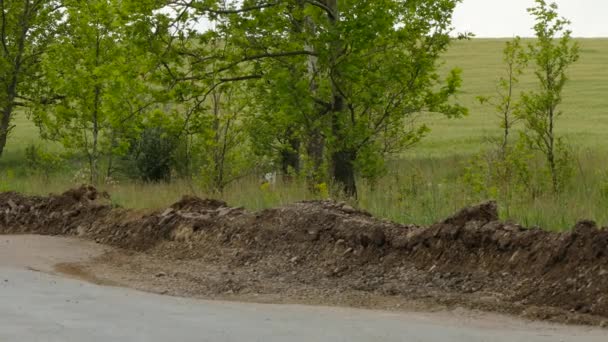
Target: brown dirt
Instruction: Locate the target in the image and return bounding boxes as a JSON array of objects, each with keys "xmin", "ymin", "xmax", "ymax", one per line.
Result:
[
  {"xmin": 53, "ymin": 262, "xmax": 120, "ymax": 287},
  {"xmin": 1, "ymin": 186, "xmax": 608, "ymax": 326},
  {"xmin": 0, "ymin": 234, "xmax": 107, "ymax": 273}
]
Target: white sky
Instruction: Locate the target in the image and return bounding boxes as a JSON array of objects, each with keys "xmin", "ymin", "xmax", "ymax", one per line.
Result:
[{"xmin": 453, "ymin": 0, "xmax": 608, "ymax": 37}]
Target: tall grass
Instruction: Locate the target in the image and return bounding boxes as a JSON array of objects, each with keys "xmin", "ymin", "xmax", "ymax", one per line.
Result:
[{"xmin": 2, "ymin": 149, "xmax": 607, "ymax": 231}]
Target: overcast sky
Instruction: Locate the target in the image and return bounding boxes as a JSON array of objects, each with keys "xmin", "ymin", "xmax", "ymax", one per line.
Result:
[{"xmin": 453, "ymin": 0, "xmax": 608, "ymax": 37}]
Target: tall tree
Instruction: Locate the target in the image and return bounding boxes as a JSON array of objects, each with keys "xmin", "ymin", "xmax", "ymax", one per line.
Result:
[
  {"xmin": 169, "ymin": 0, "xmax": 467, "ymax": 196},
  {"xmin": 0, "ymin": 0, "xmax": 61, "ymax": 157},
  {"xmin": 199, "ymin": 83, "xmax": 257, "ymax": 192},
  {"xmin": 519, "ymin": 0, "xmax": 579, "ymax": 193},
  {"xmin": 32, "ymin": 0, "xmax": 158, "ymax": 183}
]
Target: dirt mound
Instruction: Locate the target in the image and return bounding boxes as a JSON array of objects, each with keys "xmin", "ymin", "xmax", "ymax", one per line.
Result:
[
  {"xmin": 1, "ymin": 187, "xmax": 608, "ymax": 324},
  {"xmin": 170, "ymin": 196, "xmax": 229, "ymax": 212},
  {"xmin": 0, "ymin": 185, "xmax": 112, "ymax": 236},
  {"xmin": 441, "ymin": 200, "xmax": 498, "ymax": 226}
]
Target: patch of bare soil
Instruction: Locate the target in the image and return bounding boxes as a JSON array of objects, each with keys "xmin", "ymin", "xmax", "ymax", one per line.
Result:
[
  {"xmin": 1, "ymin": 186, "xmax": 608, "ymax": 326},
  {"xmin": 53, "ymin": 262, "xmax": 120, "ymax": 287},
  {"xmin": 0, "ymin": 234, "xmax": 107, "ymax": 273}
]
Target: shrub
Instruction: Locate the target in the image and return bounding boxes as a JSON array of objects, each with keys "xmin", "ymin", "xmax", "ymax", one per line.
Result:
[
  {"xmin": 128, "ymin": 127, "xmax": 178, "ymax": 182},
  {"xmin": 25, "ymin": 144, "xmax": 63, "ymax": 180}
]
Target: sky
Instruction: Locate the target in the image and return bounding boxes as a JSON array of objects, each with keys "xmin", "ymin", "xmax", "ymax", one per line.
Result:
[{"xmin": 453, "ymin": 0, "xmax": 608, "ymax": 37}]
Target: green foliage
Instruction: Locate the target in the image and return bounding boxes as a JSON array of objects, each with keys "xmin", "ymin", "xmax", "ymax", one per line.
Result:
[
  {"xmin": 24, "ymin": 144, "xmax": 63, "ymax": 179},
  {"xmin": 31, "ymin": 0, "xmax": 159, "ymax": 183},
  {"xmin": 518, "ymin": 0, "xmax": 580, "ymax": 193},
  {"xmin": 476, "ymin": 37, "xmax": 526, "ymax": 154},
  {"xmin": 548, "ymin": 138, "xmax": 574, "ymax": 192},
  {"xmin": 197, "ymin": 86, "xmax": 258, "ymax": 193},
  {"xmin": 468, "ymin": 36, "xmax": 533, "ymax": 210},
  {"xmin": 128, "ymin": 127, "xmax": 178, "ymax": 183},
  {"xmin": 354, "ymin": 142, "xmax": 388, "ymax": 187},
  {"xmin": 0, "ymin": 0, "xmax": 62, "ymax": 156},
  {"xmin": 465, "ymin": 0, "xmax": 579, "ymax": 203},
  {"xmin": 462, "ymin": 137, "xmax": 532, "ymax": 206},
  {"xmin": 600, "ymin": 171, "xmax": 608, "ymax": 200},
  {"xmin": 175, "ymin": 0, "xmax": 468, "ymax": 196},
  {"xmin": 4, "ymin": 0, "xmax": 606, "ymax": 233},
  {"xmin": 0, "ymin": 168, "xmax": 15, "ymax": 192},
  {"xmin": 468, "ymin": 1, "xmax": 579, "ymax": 208},
  {"xmin": 245, "ymin": 67, "xmax": 309, "ymax": 175}
]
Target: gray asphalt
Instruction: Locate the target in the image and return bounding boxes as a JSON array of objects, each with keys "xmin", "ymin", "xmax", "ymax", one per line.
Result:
[{"xmin": 1, "ymin": 268, "xmax": 607, "ymax": 342}]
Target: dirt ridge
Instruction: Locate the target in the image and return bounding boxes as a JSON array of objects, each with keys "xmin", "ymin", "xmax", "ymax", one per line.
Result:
[{"xmin": 1, "ymin": 186, "xmax": 607, "ymax": 324}]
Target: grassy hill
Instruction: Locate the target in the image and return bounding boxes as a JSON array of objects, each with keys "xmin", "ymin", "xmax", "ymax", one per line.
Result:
[{"xmin": 412, "ymin": 38, "xmax": 608, "ymax": 157}]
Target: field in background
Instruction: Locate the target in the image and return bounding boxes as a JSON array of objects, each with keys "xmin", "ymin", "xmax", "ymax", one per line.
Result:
[
  {"xmin": 2, "ymin": 38, "xmax": 608, "ymax": 230},
  {"xmin": 418, "ymin": 38, "xmax": 608, "ymax": 157}
]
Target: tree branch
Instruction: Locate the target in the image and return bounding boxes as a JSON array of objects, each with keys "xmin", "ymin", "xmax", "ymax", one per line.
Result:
[
  {"xmin": 304, "ymin": 0, "xmax": 335, "ymax": 19},
  {"xmin": 206, "ymin": 2, "xmax": 278, "ymax": 14},
  {"xmin": 219, "ymin": 74, "xmax": 262, "ymax": 83},
  {"xmin": 213, "ymin": 50, "xmax": 318, "ymax": 76},
  {"xmin": 176, "ymin": 50, "xmax": 316, "ymax": 82},
  {"xmin": 0, "ymin": 0, "xmax": 9, "ymax": 55},
  {"xmin": 168, "ymin": 0, "xmax": 278, "ymax": 15}
]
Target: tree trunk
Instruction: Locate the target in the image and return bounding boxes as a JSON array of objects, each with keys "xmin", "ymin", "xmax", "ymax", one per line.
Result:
[
  {"xmin": 0, "ymin": 0, "xmax": 31, "ymax": 157},
  {"xmin": 323, "ymin": 0, "xmax": 358, "ymax": 197},
  {"xmin": 332, "ymin": 150, "xmax": 357, "ymax": 197},
  {"xmin": 330, "ymin": 109, "xmax": 357, "ymax": 197},
  {"xmin": 89, "ymin": 27, "xmax": 103, "ymax": 184},
  {"xmin": 0, "ymin": 104, "xmax": 14, "ymax": 157},
  {"xmin": 91, "ymin": 111, "xmax": 99, "ymax": 184},
  {"xmin": 306, "ymin": 128, "xmax": 325, "ymax": 188},
  {"xmin": 300, "ymin": 6, "xmax": 325, "ymax": 188},
  {"xmin": 329, "ymin": 93, "xmax": 358, "ymax": 196},
  {"xmin": 89, "ymin": 78, "xmax": 102, "ymax": 184},
  {"xmin": 548, "ymin": 100, "xmax": 558, "ymax": 193},
  {"xmin": 106, "ymin": 131, "xmax": 118, "ymax": 181},
  {"xmin": 280, "ymin": 133, "xmax": 300, "ymax": 180},
  {"xmin": 211, "ymin": 91, "xmax": 224, "ymax": 192}
]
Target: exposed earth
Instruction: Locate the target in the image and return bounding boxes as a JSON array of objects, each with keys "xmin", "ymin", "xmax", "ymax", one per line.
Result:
[
  {"xmin": 1, "ymin": 234, "xmax": 607, "ymax": 341},
  {"xmin": 1, "ymin": 186, "xmax": 608, "ymax": 328}
]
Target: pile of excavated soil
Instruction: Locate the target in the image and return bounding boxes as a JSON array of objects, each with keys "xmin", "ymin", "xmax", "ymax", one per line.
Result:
[{"xmin": 1, "ymin": 186, "xmax": 608, "ymax": 325}]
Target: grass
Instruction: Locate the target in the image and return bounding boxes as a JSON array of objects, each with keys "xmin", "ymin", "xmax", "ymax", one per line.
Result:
[
  {"xmin": 415, "ymin": 38, "xmax": 608, "ymax": 157},
  {"xmin": 2, "ymin": 38, "xmax": 608, "ymax": 230}
]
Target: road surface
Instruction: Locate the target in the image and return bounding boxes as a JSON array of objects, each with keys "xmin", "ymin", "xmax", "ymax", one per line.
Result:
[{"xmin": 1, "ymin": 235, "xmax": 607, "ymax": 342}]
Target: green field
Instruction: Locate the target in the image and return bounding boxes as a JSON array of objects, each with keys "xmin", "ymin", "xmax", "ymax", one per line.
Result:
[
  {"xmin": 415, "ymin": 38, "xmax": 608, "ymax": 157},
  {"xmin": 2, "ymin": 38, "xmax": 608, "ymax": 230}
]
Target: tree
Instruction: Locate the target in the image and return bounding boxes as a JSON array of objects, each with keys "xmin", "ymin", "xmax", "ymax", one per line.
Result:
[
  {"xmin": 469, "ymin": 37, "xmax": 531, "ymax": 212},
  {"xmin": 246, "ymin": 60, "xmax": 312, "ymax": 181},
  {"xmin": 168, "ymin": 0, "xmax": 467, "ymax": 197},
  {"xmin": 0, "ymin": 0, "xmax": 61, "ymax": 157},
  {"xmin": 479, "ymin": 37, "xmax": 526, "ymax": 157},
  {"xmin": 519, "ymin": 0, "xmax": 579, "ymax": 193},
  {"xmin": 199, "ymin": 83, "xmax": 257, "ymax": 192},
  {"xmin": 32, "ymin": 0, "xmax": 158, "ymax": 183}
]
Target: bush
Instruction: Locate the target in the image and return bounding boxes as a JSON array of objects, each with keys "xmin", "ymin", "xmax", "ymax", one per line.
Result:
[
  {"xmin": 25, "ymin": 144, "xmax": 63, "ymax": 180},
  {"xmin": 127, "ymin": 127, "xmax": 178, "ymax": 182},
  {"xmin": 462, "ymin": 137, "xmax": 533, "ymax": 208}
]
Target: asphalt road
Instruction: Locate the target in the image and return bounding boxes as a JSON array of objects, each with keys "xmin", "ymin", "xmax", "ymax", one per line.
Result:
[{"xmin": 1, "ymin": 235, "xmax": 607, "ymax": 342}]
